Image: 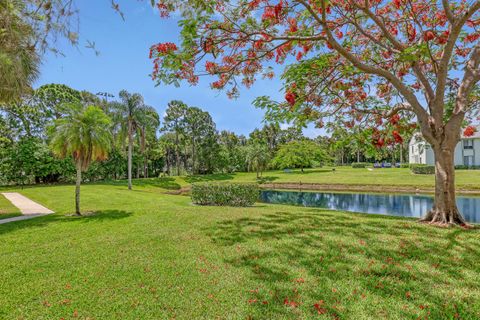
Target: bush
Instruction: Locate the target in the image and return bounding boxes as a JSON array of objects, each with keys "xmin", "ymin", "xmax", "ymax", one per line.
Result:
[
  {"xmin": 410, "ymin": 164, "xmax": 435, "ymax": 174},
  {"xmin": 400, "ymin": 163, "xmax": 410, "ymax": 168},
  {"xmin": 352, "ymin": 162, "xmax": 368, "ymax": 168},
  {"xmin": 455, "ymin": 165, "xmax": 480, "ymax": 170},
  {"xmin": 191, "ymin": 182, "xmax": 259, "ymax": 207}
]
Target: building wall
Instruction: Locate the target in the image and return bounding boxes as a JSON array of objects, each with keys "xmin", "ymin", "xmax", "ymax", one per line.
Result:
[{"xmin": 409, "ymin": 137, "xmax": 480, "ymax": 166}]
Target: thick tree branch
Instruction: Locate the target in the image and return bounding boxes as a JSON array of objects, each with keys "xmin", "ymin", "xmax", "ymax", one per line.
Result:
[
  {"xmin": 435, "ymin": 1, "xmax": 480, "ymax": 120},
  {"xmin": 442, "ymin": 0, "xmax": 455, "ymax": 23},
  {"xmin": 296, "ymin": 0, "xmax": 429, "ymax": 126},
  {"xmin": 455, "ymin": 43, "xmax": 480, "ymax": 113}
]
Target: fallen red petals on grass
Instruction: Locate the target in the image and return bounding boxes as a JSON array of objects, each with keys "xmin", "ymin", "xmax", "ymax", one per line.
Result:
[
  {"xmin": 59, "ymin": 299, "xmax": 71, "ymax": 305},
  {"xmin": 284, "ymin": 298, "xmax": 299, "ymax": 308},
  {"xmin": 294, "ymin": 278, "xmax": 305, "ymax": 283},
  {"xmin": 313, "ymin": 300, "xmax": 327, "ymax": 314},
  {"xmin": 248, "ymin": 299, "xmax": 257, "ymax": 304}
]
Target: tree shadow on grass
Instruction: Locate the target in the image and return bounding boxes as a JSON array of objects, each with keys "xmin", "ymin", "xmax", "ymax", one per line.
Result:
[
  {"xmin": 183, "ymin": 173, "xmax": 235, "ymax": 184},
  {"xmin": 257, "ymin": 176, "xmax": 279, "ymax": 184},
  {"xmin": 205, "ymin": 209, "xmax": 480, "ymax": 319},
  {"xmin": 0, "ymin": 210, "xmax": 132, "ymax": 235},
  {"xmin": 101, "ymin": 177, "xmax": 181, "ymax": 190},
  {"xmin": 288, "ymin": 168, "xmax": 334, "ymax": 175}
]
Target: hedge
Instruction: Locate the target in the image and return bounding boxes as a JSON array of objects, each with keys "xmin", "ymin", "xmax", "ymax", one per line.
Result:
[
  {"xmin": 191, "ymin": 182, "xmax": 259, "ymax": 207},
  {"xmin": 410, "ymin": 164, "xmax": 435, "ymax": 174},
  {"xmin": 352, "ymin": 162, "xmax": 368, "ymax": 168},
  {"xmin": 455, "ymin": 165, "xmax": 480, "ymax": 170}
]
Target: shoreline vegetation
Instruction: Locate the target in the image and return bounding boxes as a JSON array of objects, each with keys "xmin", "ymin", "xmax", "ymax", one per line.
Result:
[{"xmin": 3, "ymin": 167, "xmax": 480, "ymax": 195}]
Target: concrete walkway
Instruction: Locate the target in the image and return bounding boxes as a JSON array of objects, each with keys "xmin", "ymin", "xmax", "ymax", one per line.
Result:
[{"xmin": 0, "ymin": 193, "xmax": 54, "ymax": 224}]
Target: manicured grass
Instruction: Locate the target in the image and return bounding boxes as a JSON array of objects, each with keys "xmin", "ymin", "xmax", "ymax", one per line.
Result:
[
  {"xmin": 172, "ymin": 167, "xmax": 480, "ymax": 191},
  {"xmin": 0, "ymin": 183, "xmax": 479, "ymax": 319},
  {"xmin": 0, "ymin": 194, "xmax": 22, "ymax": 220}
]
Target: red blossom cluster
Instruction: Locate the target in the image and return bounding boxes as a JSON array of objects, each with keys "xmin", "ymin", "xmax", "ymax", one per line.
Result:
[
  {"xmin": 285, "ymin": 91, "xmax": 296, "ymax": 106},
  {"xmin": 464, "ymin": 126, "xmax": 477, "ymax": 137}
]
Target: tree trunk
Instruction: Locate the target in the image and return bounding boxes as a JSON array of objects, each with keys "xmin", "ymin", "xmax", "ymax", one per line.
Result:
[
  {"xmin": 175, "ymin": 129, "xmax": 180, "ymax": 176},
  {"xmin": 127, "ymin": 120, "xmax": 133, "ymax": 190},
  {"xmin": 75, "ymin": 166, "xmax": 82, "ymax": 216},
  {"xmin": 357, "ymin": 150, "xmax": 360, "ymax": 163},
  {"xmin": 421, "ymin": 143, "xmax": 466, "ymax": 226},
  {"xmin": 144, "ymin": 156, "xmax": 148, "ymax": 178},
  {"xmin": 191, "ymin": 137, "xmax": 196, "ymax": 175}
]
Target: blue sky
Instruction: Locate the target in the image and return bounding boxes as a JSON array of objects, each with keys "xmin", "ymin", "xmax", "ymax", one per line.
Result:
[{"xmin": 37, "ymin": 0, "xmax": 321, "ymax": 137}]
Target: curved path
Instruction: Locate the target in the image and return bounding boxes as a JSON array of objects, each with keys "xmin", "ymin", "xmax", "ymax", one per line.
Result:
[{"xmin": 0, "ymin": 193, "xmax": 54, "ymax": 225}]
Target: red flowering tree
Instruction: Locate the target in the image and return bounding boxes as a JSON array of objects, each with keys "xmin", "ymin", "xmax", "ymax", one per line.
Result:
[{"xmin": 150, "ymin": 0, "xmax": 480, "ymax": 226}]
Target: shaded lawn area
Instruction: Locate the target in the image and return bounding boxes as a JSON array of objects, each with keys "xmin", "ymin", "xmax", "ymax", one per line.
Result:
[
  {"xmin": 0, "ymin": 193, "xmax": 22, "ymax": 220},
  {"xmin": 0, "ymin": 184, "xmax": 479, "ymax": 319}
]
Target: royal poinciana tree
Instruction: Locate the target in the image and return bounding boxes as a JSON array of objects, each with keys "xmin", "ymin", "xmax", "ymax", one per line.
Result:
[{"xmin": 150, "ymin": 0, "xmax": 480, "ymax": 226}]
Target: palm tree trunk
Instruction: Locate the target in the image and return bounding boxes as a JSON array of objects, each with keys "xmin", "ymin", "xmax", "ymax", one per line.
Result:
[
  {"xmin": 175, "ymin": 130, "xmax": 180, "ymax": 176},
  {"xmin": 144, "ymin": 156, "xmax": 148, "ymax": 178},
  {"xmin": 75, "ymin": 165, "xmax": 82, "ymax": 216},
  {"xmin": 128, "ymin": 120, "xmax": 133, "ymax": 190},
  {"xmin": 192, "ymin": 137, "xmax": 196, "ymax": 175}
]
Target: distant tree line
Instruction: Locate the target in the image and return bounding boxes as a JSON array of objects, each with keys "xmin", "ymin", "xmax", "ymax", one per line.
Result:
[{"xmin": 0, "ymin": 84, "xmax": 411, "ymax": 186}]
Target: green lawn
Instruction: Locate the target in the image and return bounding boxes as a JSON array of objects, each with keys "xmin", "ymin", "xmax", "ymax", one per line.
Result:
[
  {"xmin": 0, "ymin": 194, "xmax": 22, "ymax": 220},
  {"xmin": 0, "ymin": 182, "xmax": 479, "ymax": 319},
  {"xmin": 166, "ymin": 167, "xmax": 480, "ymax": 191}
]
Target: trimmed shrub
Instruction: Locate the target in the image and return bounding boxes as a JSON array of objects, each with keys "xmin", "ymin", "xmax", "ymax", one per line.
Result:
[
  {"xmin": 400, "ymin": 163, "xmax": 410, "ymax": 168},
  {"xmin": 455, "ymin": 165, "xmax": 480, "ymax": 170},
  {"xmin": 191, "ymin": 182, "xmax": 259, "ymax": 207},
  {"xmin": 352, "ymin": 162, "xmax": 368, "ymax": 168},
  {"xmin": 410, "ymin": 164, "xmax": 435, "ymax": 174}
]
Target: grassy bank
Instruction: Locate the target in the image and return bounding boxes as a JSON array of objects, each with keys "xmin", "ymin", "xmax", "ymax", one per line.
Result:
[
  {"xmin": 0, "ymin": 183, "xmax": 479, "ymax": 319},
  {"xmin": 157, "ymin": 167, "xmax": 480, "ymax": 192}
]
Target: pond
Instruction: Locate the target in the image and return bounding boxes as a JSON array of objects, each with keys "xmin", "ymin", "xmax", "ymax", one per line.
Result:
[{"xmin": 260, "ymin": 190, "xmax": 480, "ymax": 223}]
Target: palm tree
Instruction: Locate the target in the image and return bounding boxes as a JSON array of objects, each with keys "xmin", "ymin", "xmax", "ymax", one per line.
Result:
[
  {"xmin": 245, "ymin": 143, "xmax": 270, "ymax": 179},
  {"xmin": 50, "ymin": 104, "xmax": 112, "ymax": 215},
  {"xmin": 112, "ymin": 90, "xmax": 157, "ymax": 189},
  {"xmin": 0, "ymin": 0, "xmax": 40, "ymax": 104}
]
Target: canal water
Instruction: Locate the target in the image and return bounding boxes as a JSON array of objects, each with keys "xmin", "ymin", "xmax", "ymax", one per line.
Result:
[{"xmin": 260, "ymin": 190, "xmax": 480, "ymax": 223}]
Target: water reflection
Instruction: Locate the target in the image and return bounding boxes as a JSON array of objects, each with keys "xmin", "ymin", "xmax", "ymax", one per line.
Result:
[{"xmin": 260, "ymin": 190, "xmax": 480, "ymax": 223}]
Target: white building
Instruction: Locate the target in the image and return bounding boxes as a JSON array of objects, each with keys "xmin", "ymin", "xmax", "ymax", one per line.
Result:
[{"xmin": 409, "ymin": 126, "xmax": 480, "ymax": 166}]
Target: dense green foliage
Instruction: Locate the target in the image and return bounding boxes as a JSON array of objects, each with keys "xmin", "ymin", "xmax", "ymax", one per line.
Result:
[
  {"xmin": 1, "ymin": 83, "xmax": 420, "ymax": 187},
  {"xmin": 271, "ymin": 140, "xmax": 329, "ymax": 172},
  {"xmin": 191, "ymin": 182, "xmax": 259, "ymax": 207},
  {"xmin": 0, "ymin": 183, "xmax": 479, "ymax": 318},
  {"xmin": 0, "ymin": 0, "xmax": 40, "ymax": 104}
]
